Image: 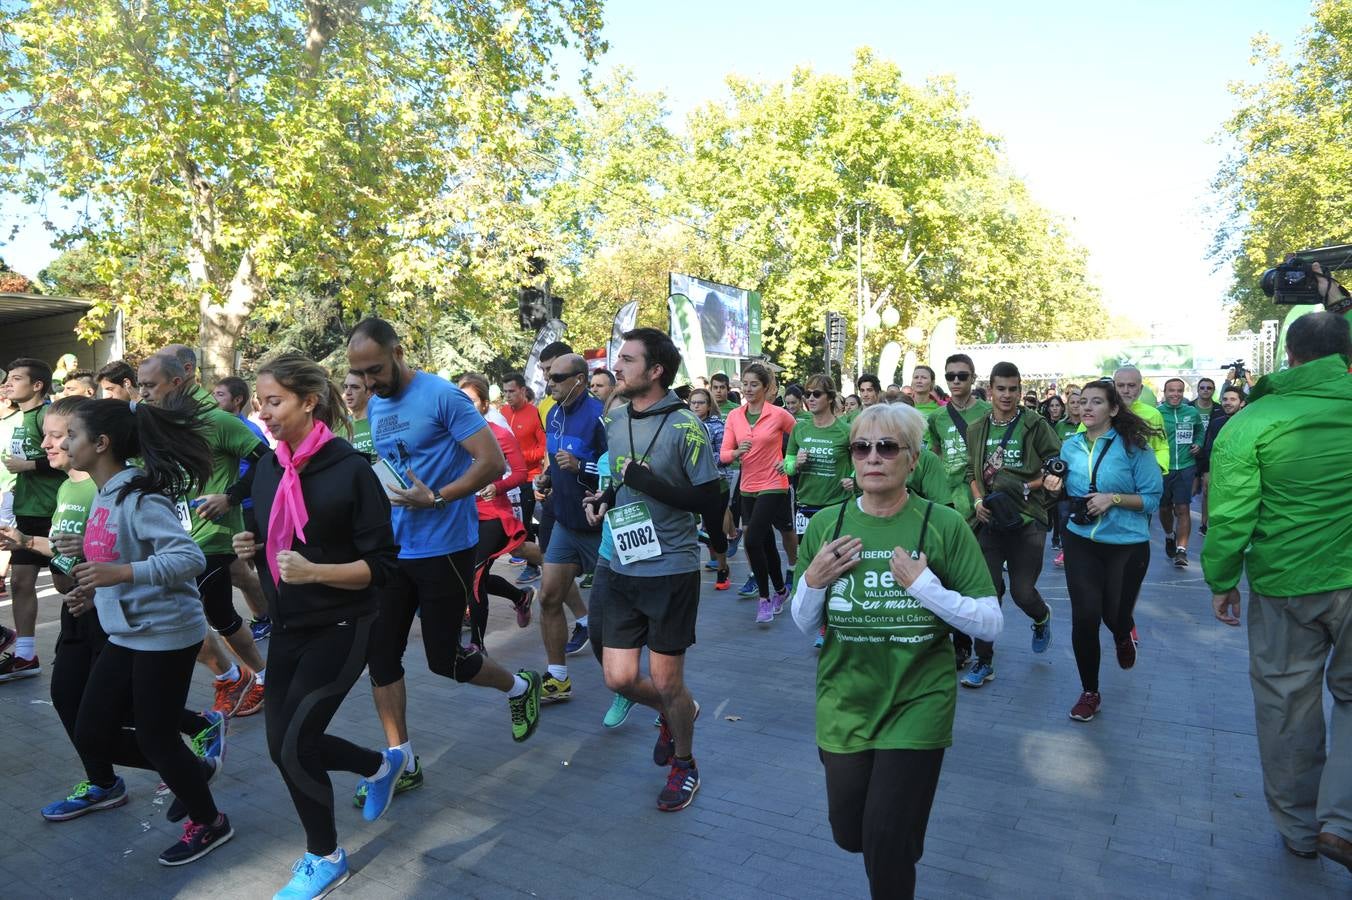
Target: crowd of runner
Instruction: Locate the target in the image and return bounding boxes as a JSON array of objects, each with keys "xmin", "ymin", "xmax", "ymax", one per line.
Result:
[{"xmin": 0, "ymin": 307, "xmax": 1349, "ymax": 899}]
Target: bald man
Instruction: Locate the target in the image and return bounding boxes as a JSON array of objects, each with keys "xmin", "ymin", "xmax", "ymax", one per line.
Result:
[{"xmin": 1112, "ymin": 367, "xmax": 1169, "ymax": 474}]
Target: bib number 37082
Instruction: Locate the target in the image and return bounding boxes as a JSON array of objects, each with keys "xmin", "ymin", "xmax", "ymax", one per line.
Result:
[{"xmin": 607, "ymin": 501, "xmax": 662, "ymax": 566}]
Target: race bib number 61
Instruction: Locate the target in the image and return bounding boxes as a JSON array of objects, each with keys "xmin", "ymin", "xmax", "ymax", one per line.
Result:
[{"xmin": 607, "ymin": 501, "xmax": 662, "ymax": 566}]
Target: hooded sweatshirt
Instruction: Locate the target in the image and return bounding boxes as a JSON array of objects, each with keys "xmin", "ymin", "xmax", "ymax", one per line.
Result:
[
  {"xmin": 249, "ymin": 437, "xmax": 398, "ymax": 630},
  {"xmin": 1203, "ymin": 354, "xmax": 1352, "ymax": 596},
  {"xmin": 83, "ymin": 468, "xmax": 208, "ymax": 652}
]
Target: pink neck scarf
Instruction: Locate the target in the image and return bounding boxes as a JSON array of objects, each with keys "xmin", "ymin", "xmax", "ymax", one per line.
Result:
[{"xmin": 266, "ymin": 420, "xmax": 336, "ymax": 585}]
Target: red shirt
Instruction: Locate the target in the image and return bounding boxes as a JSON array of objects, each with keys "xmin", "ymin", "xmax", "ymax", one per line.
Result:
[{"xmin": 500, "ymin": 401, "xmax": 546, "ymax": 480}]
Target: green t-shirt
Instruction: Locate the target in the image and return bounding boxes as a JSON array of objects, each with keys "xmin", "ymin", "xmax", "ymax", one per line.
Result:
[
  {"xmin": 1156, "ymin": 402, "xmax": 1204, "ymax": 473},
  {"xmin": 924, "ymin": 400, "xmax": 991, "ymax": 522},
  {"xmin": 1054, "ymin": 420, "xmax": 1077, "ymax": 444},
  {"xmin": 785, "ymin": 417, "xmax": 852, "ymax": 508},
  {"xmin": 11, "ymin": 405, "xmax": 66, "ymax": 518},
  {"xmin": 1191, "ymin": 401, "xmax": 1215, "ymax": 435},
  {"xmin": 906, "ymin": 450, "xmax": 949, "ymax": 504},
  {"xmin": 914, "ymin": 399, "xmax": 940, "ymax": 416},
  {"xmin": 0, "ymin": 407, "xmax": 21, "ymax": 493},
  {"xmin": 796, "ymin": 498, "xmax": 996, "ymax": 753},
  {"xmin": 49, "ymin": 476, "xmax": 96, "ymax": 572},
  {"xmin": 718, "ymin": 400, "xmax": 738, "ymax": 417},
  {"xmin": 967, "ymin": 412, "xmax": 1062, "ymax": 526},
  {"xmin": 350, "ymin": 416, "xmax": 375, "ymax": 459},
  {"xmin": 189, "ymin": 385, "xmax": 267, "ymax": 554}
]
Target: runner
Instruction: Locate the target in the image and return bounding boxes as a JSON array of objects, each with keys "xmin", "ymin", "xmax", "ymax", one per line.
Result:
[
  {"xmin": 589, "ymin": 368, "xmax": 616, "ymax": 405},
  {"xmin": 1156, "ymin": 377, "xmax": 1203, "ymax": 568},
  {"xmin": 138, "ymin": 350, "xmax": 268, "ymax": 716},
  {"xmin": 962, "ymin": 361, "xmax": 1061, "ymax": 688},
  {"xmin": 790, "ymin": 403, "xmax": 1001, "ymax": 899},
  {"xmin": 1197, "ymin": 386, "xmax": 1245, "ymax": 535},
  {"xmin": 342, "ymin": 371, "xmax": 375, "ymax": 460},
  {"xmin": 721, "ymin": 362, "xmax": 796, "ymax": 623},
  {"xmin": 911, "ymin": 366, "xmax": 940, "ymax": 415},
  {"xmin": 500, "ymin": 371, "xmax": 546, "ymax": 575},
  {"xmin": 0, "ymin": 391, "xmax": 19, "ymax": 611},
  {"xmin": 95, "ymin": 360, "xmax": 138, "ymax": 401},
  {"xmin": 535, "ymin": 353, "xmax": 604, "ymax": 701},
  {"xmin": 66, "ymin": 396, "xmax": 235, "ymax": 867},
  {"xmin": 687, "ymin": 388, "xmax": 732, "ymax": 589},
  {"xmin": 590, "ymin": 327, "xmax": 721, "ymax": 811},
  {"xmin": 1, "ymin": 357, "xmax": 66, "ymax": 681},
  {"xmin": 232, "ymin": 355, "xmax": 403, "ymax": 899},
  {"xmin": 211, "ymin": 376, "xmax": 273, "ymax": 641},
  {"xmin": 347, "ymin": 317, "xmax": 541, "ymax": 809}
]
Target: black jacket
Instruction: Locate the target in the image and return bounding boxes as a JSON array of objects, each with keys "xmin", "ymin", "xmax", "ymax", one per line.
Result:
[{"xmin": 250, "ymin": 437, "xmax": 398, "ymax": 630}]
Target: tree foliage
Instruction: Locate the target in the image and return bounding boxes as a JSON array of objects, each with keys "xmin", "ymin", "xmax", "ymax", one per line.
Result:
[{"xmin": 1212, "ymin": 0, "xmax": 1352, "ymax": 332}]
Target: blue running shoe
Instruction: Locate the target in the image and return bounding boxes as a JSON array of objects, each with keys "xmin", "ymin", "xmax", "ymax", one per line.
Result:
[
  {"xmin": 363, "ymin": 748, "xmax": 408, "ymax": 822},
  {"xmin": 737, "ymin": 576, "xmax": 758, "ymax": 598},
  {"xmin": 603, "ymin": 693, "xmax": 636, "ymax": 728},
  {"xmin": 727, "ymin": 529, "xmax": 742, "ymax": 559},
  {"xmin": 508, "ymin": 556, "xmax": 526, "ymax": 566},
  {"xmin": 1031, "ymin": 609, "xmax": 1052, "ymax": 654},
  {"xmin": 42, "ymin": 777, "xmax": 129, "ymax": 821},
  {"xmin": 249, "ymin": 617, "xmax": 273, "ymax": 642},
  {"xmin": 564, "ymin": 622, "xmax": 590, "ymax": 656},
  {"xmin": 516, "ymin": 565, "xmax": 541, "ymax": 585},
  {"xmin": 961, "ymin": 661, "xmax": 995, "ymax": 688},
  {"xmin": 704, "ymin": 559, "xmax": 720, "ymax": 570},
  {"xmin": 192, "ymin": 710, "xmax": 227, "ymax": 766},
  {"xmin": 274, "ymin": 850, "xmax": 350, "ymax": 900}
]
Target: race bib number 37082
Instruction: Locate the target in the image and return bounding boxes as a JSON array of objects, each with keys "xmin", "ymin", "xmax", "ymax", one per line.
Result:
[{"xmin": 607, "ymin": 501, "xmax": 662, "ymax": 566}]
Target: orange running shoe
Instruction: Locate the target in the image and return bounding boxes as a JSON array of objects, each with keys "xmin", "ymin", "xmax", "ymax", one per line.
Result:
[
  {"xmin": 212, "ymin": 669, "xmax": 257, "ymax": 717},
  {"xmin": 234, "ymin": 677, "xmax": 265, "ymax": 717}
]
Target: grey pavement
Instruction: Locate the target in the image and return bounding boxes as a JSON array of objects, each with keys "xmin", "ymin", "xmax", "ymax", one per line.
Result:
[{"xmin": 1, "ymin": 509, "xmax": 1349, "ymax": 899}]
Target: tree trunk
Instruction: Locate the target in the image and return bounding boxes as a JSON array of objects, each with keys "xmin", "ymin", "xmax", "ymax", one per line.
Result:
[{"xmin": 199, "ymin": 248, "xmax": 264, "ymax": 384}]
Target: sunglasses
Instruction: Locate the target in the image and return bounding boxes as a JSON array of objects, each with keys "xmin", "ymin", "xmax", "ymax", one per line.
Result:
[
  {"xmin": 944, "ymin": 371, "xmax": 972, "ymax": 382},
  {"xmin": 549, "ymin": 371, "xmax": 583, "ymax": 383},
  {"xmin": 805, "ymin": 389, "xmax": 829, "ymax": 399},
  {"xmin": 849, "ymin": 439, "xmax": 908, "ymax": 460}
]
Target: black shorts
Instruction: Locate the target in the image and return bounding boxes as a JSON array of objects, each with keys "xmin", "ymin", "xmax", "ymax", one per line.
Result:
[
  {"xmin": 11, "ymin": 515, "xmax": 53, "ymax": 567},
  {"xmin": 198, "ymin": 553, "xmax": 243, "ymax": 637},
  {"xmin": 603, "ymin": 569, "xmax": 700, "ymax": 655},
  {"xmin": 367, "ymin": 548, "xmax": 480, "ymax": 687},
  {"xmin": 1162, "ymin": 469, "xmax": 1195, "ymax": 506}
]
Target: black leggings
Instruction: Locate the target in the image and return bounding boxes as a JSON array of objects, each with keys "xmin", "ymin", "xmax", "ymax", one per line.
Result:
[
  {"xmin": 198, "ymin": 553, "xmax": 244, "ymax": 637},
  {"xmin": 972, "ymin": 520, "xmax": 1050, "ymax": 663},
  {"xmin": 820, "ymin": 746, "xmax": 945, "ymax": 900},
  {"xmin": 265, "ymin": 615, "xmax": 383, "ymax": 856},
  {"xmin": 741, "ymin": 492, "xmax": 790, "ymax": 598},
  {"xmin": 74, "ymin": 640, "xmax": 219, "ymax": 824},
  {"xmin": 1062, "ymin": 531, "xmax": 1149, "ymax": 692},
  {"xmin": 469, "ymin": 518, "xmax": 521, "ymax": 647}
]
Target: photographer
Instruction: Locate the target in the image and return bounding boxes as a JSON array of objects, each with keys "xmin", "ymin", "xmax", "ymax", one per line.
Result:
[
  {"xmin": 961, "ymin": 362, "xmax": 1062, "ymax": 688},
  {"xmin": 1057, "ymin": 381, "xmax": 1163, "ymax": 722}
]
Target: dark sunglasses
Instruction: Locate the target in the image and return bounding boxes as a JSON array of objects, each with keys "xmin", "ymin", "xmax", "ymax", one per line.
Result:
[
  {"xmin": 944, "ymin": 371, "xmax": 972, "ymax": 382},
  {"xmin": 805, "ymin": 389, "xmax": 829, "ymax": 399},
  {"xmin": 849, "ymin": 439, "xmax": 908, "ymax": 460},
  {"xmin": 549, "ymin": 371, "xmax": 583, "ymax": 383}
]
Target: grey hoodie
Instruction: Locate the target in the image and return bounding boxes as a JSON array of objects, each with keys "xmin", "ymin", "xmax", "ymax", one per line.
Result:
[{"xmin": 83, "ymin": 468, "xmax": 207, "ymax": 651}]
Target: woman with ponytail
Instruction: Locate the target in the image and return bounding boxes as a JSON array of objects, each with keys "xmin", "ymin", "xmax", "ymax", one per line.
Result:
[
  {"xmin": 229, "ymin": 354, "xmax": 400, "ymax": 899},
  {"xmin": 62, "ymin": 396, "xmax": 236, "ymax": 867}
]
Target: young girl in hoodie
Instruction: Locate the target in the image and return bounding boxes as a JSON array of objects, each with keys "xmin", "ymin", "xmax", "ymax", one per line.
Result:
[{"xmin": 64, "ymin": 397, "xmax": 231, "ymax": 867}]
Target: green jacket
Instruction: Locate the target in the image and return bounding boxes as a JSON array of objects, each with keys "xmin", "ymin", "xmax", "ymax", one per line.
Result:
[
  {"xmin": 964, "ymin": 410, "xmax": 1061, "ymax": 526},
  {"xmin": 1202, "ymin": 354, "xmax": 1352, "ymax": 596}
]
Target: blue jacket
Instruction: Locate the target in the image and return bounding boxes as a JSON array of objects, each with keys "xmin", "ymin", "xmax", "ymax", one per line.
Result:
[
  {"xmin": 1061, "ymin": 427, "xmax": 1163, "ymax": 545},
  {"xmin": 544, "ymin": 391, "xmax": 606, "ymax": 532}
]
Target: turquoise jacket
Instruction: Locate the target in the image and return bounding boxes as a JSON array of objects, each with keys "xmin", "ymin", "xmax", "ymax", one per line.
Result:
[{"xmin": 1061, "ymin": 427, "xmax": 1163, "ymax": 545}]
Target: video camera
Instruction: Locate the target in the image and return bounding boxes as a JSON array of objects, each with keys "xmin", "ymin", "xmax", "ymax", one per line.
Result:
[
  {"xmin": 1259, "ymin": 245, "xmax": 1352, "ymax": 313},
  {"xmin": 1223, "ymin": 360, "xmax": 1247, "ymax": 381}
]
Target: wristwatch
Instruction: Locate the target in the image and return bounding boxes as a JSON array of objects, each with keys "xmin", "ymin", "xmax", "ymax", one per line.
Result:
[
  {"xmin": 1111, "ymin": 493, "xmax": 1122, "ymax": 506},
  {"xmin": 432, "ymin": 494, "xmax": 448, "ymax": 512}
]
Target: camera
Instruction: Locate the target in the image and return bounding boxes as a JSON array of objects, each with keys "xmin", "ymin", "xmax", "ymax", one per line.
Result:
[
  {"xmin": 1223, "ymin": 360, "xmax": 1247, "ymax": 381},
  {"xmin": 1042, "ymin": 457, "xmax": 1067, "ymax": 479},
  {"xmin": 1261, "ymin": 258, "xmax": 1324, "ymax": 306},
  {"xmin": 1068, "ymin": 496, "xmax": 1097, "ymax": 526}
]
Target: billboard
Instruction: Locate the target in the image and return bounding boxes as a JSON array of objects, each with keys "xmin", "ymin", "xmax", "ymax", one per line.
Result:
[{"xmin": 668, "ymin": 273, "xmax": 761, "ymax": 357}]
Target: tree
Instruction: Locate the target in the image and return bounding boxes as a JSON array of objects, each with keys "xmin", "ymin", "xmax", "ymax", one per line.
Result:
[
  {"xmin": 1, "ymin": 1, "xmax": 604, "ymax": 380},
  {"xmin": 1212, "ymin": 0, "xmax": 1352, "ymax": 332}
]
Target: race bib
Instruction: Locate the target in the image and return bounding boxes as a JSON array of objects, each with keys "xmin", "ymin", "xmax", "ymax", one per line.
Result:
[
  {"xmin": 1176, "ymin": 425, "xmax": 1193, "ymax": 445},
  {"xmin": 175, "ymin": 499, "xmax": 194, "ymax": 532},
  {"xmin": 9, "ymin": 426, "xmax": 26, "ymax": 459},
  {"xmin": 607, "ymin": 501, "xmax": 662, "ymax": 566},
  {"xmin": 794, "ymin": 506, "xmax": 811, "ymax": 536}
]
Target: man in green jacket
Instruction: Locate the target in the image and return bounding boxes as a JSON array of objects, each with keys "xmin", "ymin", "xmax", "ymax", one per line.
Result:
[
  {"xmin": 1156, "ymin": 378, "xmax": 1204, "ymax": 568},
  {"xmin": 1204, "ymin": 311, "xmax": 1352, "ymax": 872}
]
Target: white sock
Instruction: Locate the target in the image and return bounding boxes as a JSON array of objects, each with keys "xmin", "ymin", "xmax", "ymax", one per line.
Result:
[
  {"xmin": 576, "ymin": 615, "xmax": 588, "ymax": 628},
  {"xmin": 395, "ymin": 741, "xmax": 412, "ymax": 771},
  {"xmin": 547, "ymin": 664, "xmax": 567, "ymax": 681},
  {"xmin": 507, "ymin": 675, "xmax": 529, "ymax": 698},
  {"xmin": 14, "ymin": 636, "xmax": 35, "ymax": 660},
  {"xmin": 254, "ymin": 668, "xmax": 266, "ymax": 686},
  {"xmin": 323, "ymin": 849, "xmax": 343, "ymax": 863},
  {"xmin": 215, "ymin": 663, "xmax": 241, "ymax": 683}
]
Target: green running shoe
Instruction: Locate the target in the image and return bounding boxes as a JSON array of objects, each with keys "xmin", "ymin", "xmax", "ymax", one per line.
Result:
[{"xmin": 510, "ymin": 670, "xmax": 542, "ymax": 742}]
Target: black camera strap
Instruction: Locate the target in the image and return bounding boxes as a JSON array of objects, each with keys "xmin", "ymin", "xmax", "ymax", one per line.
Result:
[
  {"xmin": 1086, "ymin": 436, "xmax": 1115, "ymax": 493},
  {"xmin": 830, "ymin": 496, "xmax": 934, "ymax": 556},
  {"xmin": 946, "ymin": 403, "xmax": 970, "ymax": 443},
  {"xmin": 978, "ymin": 410, "xmax": 1022, "ymax": 486}
]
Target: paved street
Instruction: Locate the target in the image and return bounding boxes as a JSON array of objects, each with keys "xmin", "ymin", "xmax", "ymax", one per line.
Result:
[{"xmin": 1, "ymin": 513, "xmax": 1349, "ymax": 899}]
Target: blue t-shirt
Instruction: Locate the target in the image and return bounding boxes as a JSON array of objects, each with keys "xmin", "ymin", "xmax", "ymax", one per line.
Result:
[
  {"xmin": 368, "ymin": 372, "xmax": 487, "ymax": 558},
  {"xmin": 236, "ymin": 415, "xmax": 269, "ymax": 511}
]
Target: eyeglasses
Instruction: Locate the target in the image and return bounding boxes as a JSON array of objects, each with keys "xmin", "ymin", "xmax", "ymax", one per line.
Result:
[
  {"xmin": 849, "ymin": 439, "xmax": 908, "ymax": 460},
  {"xmin": 549, "ymin": 371, "xmax": 583, "ymax": 383},
  {"xmin": 944, "ymin": 371, "xmax": 972, "ymax": 382},
  {"xmin": 805, "ymin": 389, "xmax": 828, "ymax": 399}
]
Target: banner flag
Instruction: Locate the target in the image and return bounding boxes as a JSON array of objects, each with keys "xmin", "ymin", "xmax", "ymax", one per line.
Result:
[
  {"xmin": 524, "ymin": 319, "xmax": 567, "ymax": 401},
  {"xmin": 607, "ymin": 301, "xmax": 640, "ymax": 370},
  {"xmin": 667, "ymin": 293, "xmax": 709, "ymax": 386}
]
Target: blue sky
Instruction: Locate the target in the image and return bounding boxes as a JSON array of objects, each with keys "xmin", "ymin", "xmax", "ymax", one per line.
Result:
[{"xmin": 2, "ymin": 0, "xmax": 1312, "ymax": 335}]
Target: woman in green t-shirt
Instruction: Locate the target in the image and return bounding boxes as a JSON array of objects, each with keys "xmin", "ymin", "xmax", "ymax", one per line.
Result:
[
  {"xmin": 790, "ymin": 403, "xmax": 1001, "ymax": 899},
  {"xmin": 783, "ymin": 374, "xmax": 853, "ymax": 531}
]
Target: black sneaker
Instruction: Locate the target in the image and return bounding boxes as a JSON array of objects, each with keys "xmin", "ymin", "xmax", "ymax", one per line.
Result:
[
  {"xmin": 657, "ymin": 758, "xmax": 700, "ymax": 812},
  {"xmin": 653, "ymin": 700, "xmax": 700, "ymax": 766},
  {"xmin": 1164, "ymin": 533, "xmax": 1177, "ymax": 559},
  {"xmin": 1174, "ymin": 548, "xmax": 1188, "ymax": 568},
  {"xmin": 157, "ymin": 814, "xmax": 234, "ymax": 866}
]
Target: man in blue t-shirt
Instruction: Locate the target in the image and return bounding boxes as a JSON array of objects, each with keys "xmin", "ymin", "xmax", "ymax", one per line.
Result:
[{"xmin": 347, "ymin": 319, "xmax": 543, "ymax": 802}]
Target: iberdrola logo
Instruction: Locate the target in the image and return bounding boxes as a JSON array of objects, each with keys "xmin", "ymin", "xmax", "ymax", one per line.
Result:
[{"xmin": 828, "ymin": 572, "xmax": 854, "ymax": 612}]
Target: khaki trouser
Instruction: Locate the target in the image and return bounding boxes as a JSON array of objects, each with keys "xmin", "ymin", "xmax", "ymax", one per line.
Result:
[{"xmin": 1247, "ymin": 588, "xmax": 1352, "ymax": 849}]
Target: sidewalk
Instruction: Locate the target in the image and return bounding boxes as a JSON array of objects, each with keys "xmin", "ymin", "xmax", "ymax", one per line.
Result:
[{"xmin": 1, "ymin": 521, "xmax": 1348, "ymax": 898}]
